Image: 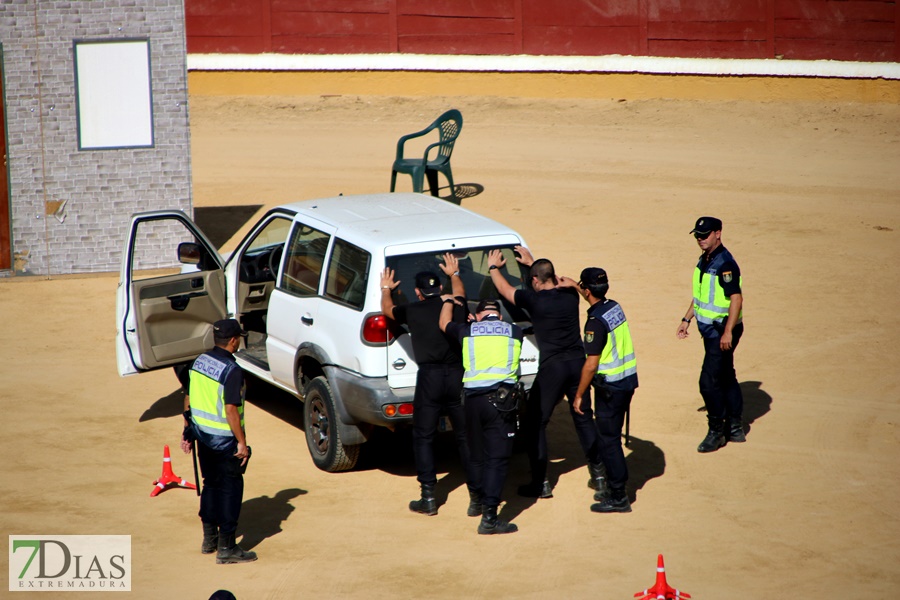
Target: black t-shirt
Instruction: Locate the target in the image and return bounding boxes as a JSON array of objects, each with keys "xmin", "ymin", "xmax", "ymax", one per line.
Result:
[
  {"xmin": 391, "ymin": 296, "xmax": 467, "ymax": 366},
  {"xmin": 514, "ymin": 286, "xmax": 584, "ymax": 366}
]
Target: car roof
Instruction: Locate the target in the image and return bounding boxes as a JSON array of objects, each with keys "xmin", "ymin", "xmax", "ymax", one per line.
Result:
[{"xmin": 278, "ymin": 193, "xmax": 522, "ymax": 247}]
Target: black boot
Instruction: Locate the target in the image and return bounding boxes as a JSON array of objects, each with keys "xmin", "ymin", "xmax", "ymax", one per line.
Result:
[
  {"xmin": 697, "ymin": 417, "xmax": 726, "ymax": 453},
  {"xmin": 216, "ymin": 532, "xmax": 258, "ymax": 564},
  {"xmin": 466, "ymin": 489, "xmax": 483, "ymax": 517},
  {"xmin": 409, "ymin": 483, "xmax": 437, "ymax": 516},
  {"xmin": 591, "ymin": 488, "xmax": 632, "ymax": 513},
  {"xmin": 201, "ymin": 522, "xmax": 218, "ymax": 555},
  {"xmin": 727, "ymin": 417, "xmax": 746, "ymax": 443},
  {"xmin": 477, "ymin": 506, "xmax": 518, "ymax": 535},
  {"xmin": 517, "ymin": 479, "xmax": 553, "ymax": 499},
  {"xmin": 587, "ymin": 462, "xmax": 610, "ymax": 501}
]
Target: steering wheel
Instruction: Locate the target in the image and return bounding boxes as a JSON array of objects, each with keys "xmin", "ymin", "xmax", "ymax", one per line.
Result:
[{"xmin": 267, "ymin": 245, "xmax": 284, "ymax": 278}]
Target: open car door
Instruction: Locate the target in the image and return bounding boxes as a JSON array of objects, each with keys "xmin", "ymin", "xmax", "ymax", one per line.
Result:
[{"xmin": 116, "ymin": 210, "xmax": 226, "ymax": 377}]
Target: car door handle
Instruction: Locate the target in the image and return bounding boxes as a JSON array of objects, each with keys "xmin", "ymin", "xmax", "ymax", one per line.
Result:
[
  {"xmin": 301, "ymin": 315, "xmax": 314, "ymax": 326},
  {"xmin": 168, "ymin": 291, "xmax": 208, "ymax": 311}
]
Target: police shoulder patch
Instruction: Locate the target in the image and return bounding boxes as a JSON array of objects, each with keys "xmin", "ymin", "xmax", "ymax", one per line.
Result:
[
  {"xmin": 722, "ymin": 271, "xmax": 733, "ymax": 283},
  {"xmin": 585, "ymin": 332, "xmax": 594, "ymax": 344}
]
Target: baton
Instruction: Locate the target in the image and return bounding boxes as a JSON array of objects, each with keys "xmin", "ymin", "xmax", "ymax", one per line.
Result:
[
  {"xmin": 191, "ymin": 439, "xmax": 201, "ymax": 496},
  {"xmin": 624, "ymin": 407, "xmax": 631, "ymax": 447}
]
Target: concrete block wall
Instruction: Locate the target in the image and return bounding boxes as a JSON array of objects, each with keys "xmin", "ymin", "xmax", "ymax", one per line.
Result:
[{"xmin": 0, "ymin": 0, "xmax": 191, "ymax": 276}]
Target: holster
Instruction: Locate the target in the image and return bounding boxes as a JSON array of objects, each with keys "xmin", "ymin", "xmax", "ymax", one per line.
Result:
[
  {"xmin": 592, "ymin": 376, "xmax": 612, "ymax": 402},
  {"xmin": 489, "ymin": 382, "xmax": 524, "ymax": 414}
]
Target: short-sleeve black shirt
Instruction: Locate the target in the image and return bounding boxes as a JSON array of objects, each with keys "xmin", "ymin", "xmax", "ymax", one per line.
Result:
[
  {"xmin": 698, "ymin": 245, "xmax": 742, "ymax": 297},
  {"xmin": 514, "ymin": 286, "xmax": 584, "ymax": 366},
  {"xmin": 391, "ymin": 296, "xmax": 467, "ymax": 366}
]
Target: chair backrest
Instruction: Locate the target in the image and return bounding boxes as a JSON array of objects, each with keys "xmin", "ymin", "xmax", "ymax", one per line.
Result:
[{"xmin": 434, "ymin": 109, "xmax": 462, "ymax": 160}]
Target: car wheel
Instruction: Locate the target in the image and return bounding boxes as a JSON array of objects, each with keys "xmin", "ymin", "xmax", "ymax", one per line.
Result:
[{"xmin": 303, "ymin": 376, "xmax": 360, "ymax": 472}]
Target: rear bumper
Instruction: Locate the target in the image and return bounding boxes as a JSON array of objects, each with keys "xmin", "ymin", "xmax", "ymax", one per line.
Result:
[{"xmin": 326, "ymin": 366, "xmax": 415, "ymax": 428}]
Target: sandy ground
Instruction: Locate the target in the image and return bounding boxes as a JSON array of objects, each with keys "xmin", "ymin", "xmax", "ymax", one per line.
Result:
[{"xmin": 3, "ymin": 92, "xmax": 900, "ymax": 599}]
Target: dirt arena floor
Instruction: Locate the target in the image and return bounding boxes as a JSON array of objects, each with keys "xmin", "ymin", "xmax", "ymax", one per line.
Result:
[{"xmin": 3, "ymin": 90, "xmax": 900, "ymax": 598}]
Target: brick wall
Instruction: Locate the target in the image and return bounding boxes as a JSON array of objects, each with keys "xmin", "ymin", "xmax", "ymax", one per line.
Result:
[{"xmin": 0, "ymin": 0, "xmax": 192, "ymax": 276}]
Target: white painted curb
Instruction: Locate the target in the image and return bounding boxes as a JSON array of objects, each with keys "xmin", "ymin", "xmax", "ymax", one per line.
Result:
[{"xmin": 187, "ymin": 53, "xmax": 900, "ymax": 80}]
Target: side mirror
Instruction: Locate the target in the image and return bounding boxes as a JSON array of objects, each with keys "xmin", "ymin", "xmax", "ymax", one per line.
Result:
[{"xmin": 177, "ymin": 242, "xmax": 201, "ymax": 265}]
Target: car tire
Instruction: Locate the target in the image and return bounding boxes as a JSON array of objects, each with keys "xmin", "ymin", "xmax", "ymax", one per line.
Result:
[{"xmin": 303, "ymin": 376, "xmax": 360, "ymax": 472}]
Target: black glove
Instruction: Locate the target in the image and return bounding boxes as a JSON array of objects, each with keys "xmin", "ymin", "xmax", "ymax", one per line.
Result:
[{"xmin": 182, "ymin": 411, "xmax": 196, "ymax": 443}]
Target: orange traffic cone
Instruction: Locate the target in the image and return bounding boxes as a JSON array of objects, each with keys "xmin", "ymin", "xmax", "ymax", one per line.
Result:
[
  {"xmin": 634, "ymin": 554, "xmax": 691, "ymax": 600},
  {"xmin": 150, "ymin": 445, "xmax": 197, "ymax": 497}
]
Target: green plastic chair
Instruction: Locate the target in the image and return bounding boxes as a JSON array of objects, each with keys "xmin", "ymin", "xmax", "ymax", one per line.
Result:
[{"xmin": 390, "ymin": 109, "xmax": 463, "ymax": 201}]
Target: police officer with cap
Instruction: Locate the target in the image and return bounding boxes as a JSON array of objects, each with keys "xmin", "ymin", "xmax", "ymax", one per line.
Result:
[
  {"xmin": 677, "ymin": 217, "xmax": 746, "ymax": 452},
  {"xmin": 381, "ymin": 254, "xmax": 480, "ymax": 517},
  {"xmin": 440, "ymin": 298, "xmax": 524, "ymax": 534},
  {"xmin": 572, "ymin": 268, "xmax": 638, "ymax": 513},
  {"xmin": 181, "ymin": 318, "xmax": 257, "ymax": 564}
]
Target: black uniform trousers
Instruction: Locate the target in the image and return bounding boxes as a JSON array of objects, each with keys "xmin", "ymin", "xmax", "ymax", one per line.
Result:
[
  {"xmin": 464, "ymin": 388, "xmax": 516, "ymax": 509},
  {"xmin": 197, "ymin": 441, "xmax": 244, "ymax": 537},
  {"xmin": 412, "ymin": 364, "xmax": 475, "ymax": 488},
  {"xmin": 699, "ymin": 322, "xmax": 744, "ymax": 421},
  {"xmin": 523, "ymin": 356, "xmax": 602, "ymax": 484},
  {"xmin": 593, "ymin": 385, "xmax": 634, "ymax": 491}
]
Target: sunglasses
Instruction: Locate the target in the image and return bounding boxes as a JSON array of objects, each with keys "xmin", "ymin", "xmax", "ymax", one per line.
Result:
[{"xmin": 693, "ymin": 230, "xmax": 714, "ymax": 240}]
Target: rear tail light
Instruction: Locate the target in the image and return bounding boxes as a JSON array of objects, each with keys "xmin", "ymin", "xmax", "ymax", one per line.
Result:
[
  {"xmin": 363, "ymin": 314, "xmax": 395, "ymax": 343},
  {"xmin": 383, "ymin": 403, "xmax": 414, "ymax": 417}
]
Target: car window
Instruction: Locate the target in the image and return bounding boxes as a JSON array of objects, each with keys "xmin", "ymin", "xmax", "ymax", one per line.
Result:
[
  {"xmin": 131, "ymin": 218, "xmax": 217, "ymax": 281},
  {"xmin": 237, "ymin": 216, "xmax": 291, "ymax": 284},
  {"xmin": 324, "ymin": 238, "xmax": 370, "ymax": 310},
  {"xmin": 280, "ymin": 223, "xmax": 331, "ymax": 296},
  {"xmin": 386, "ymin": 246, "xmax": 531, "ymax": 321},
  {"xmin": 245, "ymin": 216, "xmax": 291, "ymax": 254}
]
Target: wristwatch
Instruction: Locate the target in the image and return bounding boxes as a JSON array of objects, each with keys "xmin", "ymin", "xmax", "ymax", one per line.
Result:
[
  {"xmin": 488, "ymin": 265, "xmax": 499, "ymax": 271},
  {"xmin": 681, "ymin": 318, "xmax": 692, "ymax": 323}
]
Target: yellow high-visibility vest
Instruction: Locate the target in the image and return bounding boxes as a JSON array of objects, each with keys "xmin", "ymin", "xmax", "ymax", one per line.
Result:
[
  {"xmin": 462, "ymin": 319, "xmax": 521, "ymax": 390},
  {"xmin": 594, "ymin": 301, "xmax": 637, "ymax": 383},
  {"xmin": 693, "ymin": 250, "xmax": 742, "ymax": 328},
  {"xmin": 189, "ymin": 352, "xmax": 243, "ymax": 438}
]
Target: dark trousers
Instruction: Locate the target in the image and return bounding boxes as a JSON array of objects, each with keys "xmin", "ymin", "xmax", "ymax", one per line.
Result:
[
  {"xmin": 700, "ymin": 322, "xmax": 744, "ymax": 421},
  {"xmin": 523, "ymin": 356, "xmax": 601, "ymax": 483},
  {"xmin": 412, "ymin": 364, "xmax": 475, "ymax": 488},
  {"xmin": 197, "ymin": 442, "xmax": 244, "ymax": 536},
  {"xmin": 465, "ymin": 389, "xmax": 516, "ymax": 509},
  {"xmin": 593, "ymin": 386, "xmax": 634, "ymax": 491}
]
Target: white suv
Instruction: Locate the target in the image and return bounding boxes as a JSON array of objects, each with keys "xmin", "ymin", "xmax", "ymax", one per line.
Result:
[{"xmin": 116, "ymin": 193, "xmax": 539, "ymax": 471}]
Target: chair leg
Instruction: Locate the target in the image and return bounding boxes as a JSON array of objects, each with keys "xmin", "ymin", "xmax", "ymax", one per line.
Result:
[
  {"xmin": 390, "ymin": 170, "xmax": 398, "ymax": 192},
  {"xmin": 425, "ymin": 170, "xmax": 440, "ymax": 197},
  {"xmin": 411, "ymin": 168, "xmax": 425, "ymax": 194}
]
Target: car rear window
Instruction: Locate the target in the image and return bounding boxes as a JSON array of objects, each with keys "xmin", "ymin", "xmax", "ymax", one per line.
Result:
[{"xmin": 386, "ymin": 246, "xmax": 531, "ymax": 323}]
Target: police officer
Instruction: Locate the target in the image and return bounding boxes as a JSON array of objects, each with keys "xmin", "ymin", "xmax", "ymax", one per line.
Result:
[
  {"xmin": 181, "ymin": 319, "xmax": 257, "ymax": 564},
  {"xmin": 677, "ymin": 217, "xmax": 745, "ymax": 452},
  {"xmin": 487, "ymin": 246, "xmax": 604, "ymax": 499},
  {"xmin": 572, "ymin": 268, "xmax": 638, "ymax": 513},
  {"xmin": 380, "ymin": 253, "xmax": 480, "ymax": 517},
  {"xmin": 440, "ymin": 298, "xmax": 523, "ymax": 535}
]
